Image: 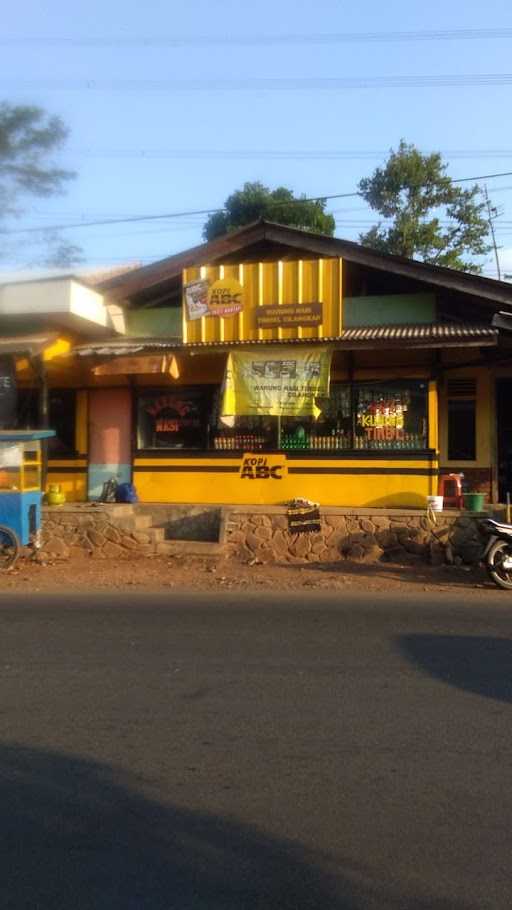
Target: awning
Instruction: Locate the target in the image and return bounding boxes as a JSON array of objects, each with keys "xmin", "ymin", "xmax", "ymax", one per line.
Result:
[
  {"xmin": 74, "ymin": 323, "xmax": 499, "ymax": 358},
  {"xmin": 0, "ymin": 333, "xmax": 60, "ymax": 357}
]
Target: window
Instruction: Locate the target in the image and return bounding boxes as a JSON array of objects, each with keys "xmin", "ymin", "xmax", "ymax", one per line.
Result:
[
  {"xmin": 16, "ymin": 388, "xmax": 76, "ymax": 456},
  {"xmin": 48, "ymin": 390, "xmax": 76, "ymax": 456},
  {"xmin": 448, "ymin": 399, "xmax": 476, "ymax": 461},
  {"xmin": 280, "ymin": 384, "xmax": 352, "ymax": 451},
  {"xmin": 137, "ymin": 387, "xmax": 214, "ymax": 450},
  {"xmin": 209, "ymin": 381, "xmax": 429, "ymax": 453},
  {"xmin": 354, "ymin": 382, "xmax": 428, "ymax": 451}
]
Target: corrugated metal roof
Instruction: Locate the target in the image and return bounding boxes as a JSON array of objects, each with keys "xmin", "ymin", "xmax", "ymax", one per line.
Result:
[
  {"xmin": 74, "ymin": 323, "xmax": 498, "ymax": 357},
  {"xmin": 0, "ymin": 333, "xmax": 59, "ymax": 356}
]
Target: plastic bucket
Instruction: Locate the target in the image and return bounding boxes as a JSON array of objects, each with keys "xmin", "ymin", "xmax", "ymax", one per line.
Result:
[
  {"xmin": 427, "ymin": 495, "xmax": 444, "ymax": 512},
  {"xmin": 463, "ymin": 492, "xmax": 485, "ymax": 512}
]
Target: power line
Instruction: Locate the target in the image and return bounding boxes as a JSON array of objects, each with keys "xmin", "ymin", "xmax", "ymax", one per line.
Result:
[
  {"xmin": 2, "ymin": 170, "xmax": 512, "ymax": 237},
  {"xmin": 1, "ymin": 27, "xmax": 512, "ymax": 47},
  {"xmin": 4, "ymin": 74, "xmax": 512, "ymax": 92},
  {"xmin": 68, "ymin": 147, "xmax": 512, "ymax": 161}
]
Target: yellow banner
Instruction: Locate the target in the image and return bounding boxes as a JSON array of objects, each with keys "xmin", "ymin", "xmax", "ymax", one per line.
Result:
[{"xmin": 221, "ymin": 348, "xmax": 332, "ymax": 418}]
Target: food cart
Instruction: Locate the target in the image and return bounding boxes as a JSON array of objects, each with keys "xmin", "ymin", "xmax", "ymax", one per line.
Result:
[{"xmin": 0, "ymin": 430, "xmax": 55, "ymax": 568}]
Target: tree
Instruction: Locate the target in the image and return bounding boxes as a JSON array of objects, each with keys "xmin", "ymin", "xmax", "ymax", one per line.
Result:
[
  {"xmin": 203, "ymin": 181, "xmax": 335, "ymax": 241},
  {"xmin": 0, "ymin": 102, "xmax": 81, "ymax": 266},
  {"xmin": 358, "ymin": 141, "xmax": 491, "ymax": 272}
]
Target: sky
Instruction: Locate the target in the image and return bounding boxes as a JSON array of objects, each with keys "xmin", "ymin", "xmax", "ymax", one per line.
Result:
[{"xmin": 1, "ymin": 0, "xmax": 512, "ymax": 280}]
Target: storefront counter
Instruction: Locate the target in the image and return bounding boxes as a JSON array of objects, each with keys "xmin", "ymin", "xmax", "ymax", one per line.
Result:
[{"xmin": 132, "ymin": 450, "xmax": 439, "ymax": 508}]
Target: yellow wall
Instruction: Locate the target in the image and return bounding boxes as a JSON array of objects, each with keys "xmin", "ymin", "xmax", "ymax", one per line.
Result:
[
  {"xmin": 182, "ymin": 258, "xmax": 343, "ymax": 344},
  {"xmin": 133, "ymin": 455, "xmax": 437, "ymax": 508},
  {"xmin": 47, "ymin": 460, "xmax": 88, "ymax": 502}
]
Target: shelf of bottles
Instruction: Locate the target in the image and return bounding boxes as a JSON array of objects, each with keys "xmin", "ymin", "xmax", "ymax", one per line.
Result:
[
  {"xmin": 353, "ymin": 433, "xmax": 426, "ymax": 451},
  {"xmin": 213, "ymin": 435, "xmax": 267, "ymax": 451},
  {"xmin": 281, "ymin": 432, "xmax": 351, "ymax": 451}
]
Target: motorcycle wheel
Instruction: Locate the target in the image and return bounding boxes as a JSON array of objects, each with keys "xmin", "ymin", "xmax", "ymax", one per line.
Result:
[{"xmin": 487, "ymin": 539, "xmax": 512, "ymax": 590}]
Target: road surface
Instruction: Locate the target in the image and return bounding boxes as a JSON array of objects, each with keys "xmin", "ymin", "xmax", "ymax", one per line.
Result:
[{"xmin": 0, "ymin": 591, "xmax": 511, "ymax": 909}]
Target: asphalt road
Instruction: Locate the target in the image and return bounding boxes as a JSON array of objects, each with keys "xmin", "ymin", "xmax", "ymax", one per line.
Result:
[{"xmin": 1, "ymin": 591, "xmax": 511, "ymax": 910}]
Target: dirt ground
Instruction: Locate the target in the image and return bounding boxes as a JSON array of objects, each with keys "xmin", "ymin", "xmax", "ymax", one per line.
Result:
[{"xmin": 0, "ymin": 552, "xmax": 501, "ymax": 597}]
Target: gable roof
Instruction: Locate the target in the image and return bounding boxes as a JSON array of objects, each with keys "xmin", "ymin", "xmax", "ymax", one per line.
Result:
[{"xmin": 97, "ymin": 219, "xmax": 512, "ymax": 309}]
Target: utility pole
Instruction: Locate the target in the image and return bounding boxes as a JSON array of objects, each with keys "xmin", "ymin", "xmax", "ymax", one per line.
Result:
[{"xmin": 484, "ymin": 184, "xmax": 502, "ymax": 280}]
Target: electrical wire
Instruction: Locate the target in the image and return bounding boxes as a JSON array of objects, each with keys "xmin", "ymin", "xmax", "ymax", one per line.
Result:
[
  {"xmin": 2, "ymin": 170, "xmax": 512, "ymax": 237},
  {"xmin": 4, "ymin": 74, "xmax": 512, "ymax": 92},
  {"xmin": 2, "ymin": 27, "xmax": 512, "ymax": 47}
]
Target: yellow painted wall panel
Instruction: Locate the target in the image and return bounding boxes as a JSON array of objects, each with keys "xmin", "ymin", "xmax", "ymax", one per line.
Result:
[
  {"xmin": 133, "ymin": 457, "xmax": 437, "ymax": 508},
  {"xmin": 75, "ymin": 390, "xmax": 88, "ymax": 455},
  {"xmin": 182, "ymin": 257, "xmax": 343, "ymax": 345},
  {"xmin": 47, "ymin": 464, "xmax": 87, "ymax": 502}
]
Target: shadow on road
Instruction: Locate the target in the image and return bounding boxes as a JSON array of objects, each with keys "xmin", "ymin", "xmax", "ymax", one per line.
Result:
[
  {"xmin": 399, "ymin": 635, "xmax": 512, "ymax": 703},
  {"xmin": 0, "ymin": 742, "xmax": 472, "ymax": 909}
]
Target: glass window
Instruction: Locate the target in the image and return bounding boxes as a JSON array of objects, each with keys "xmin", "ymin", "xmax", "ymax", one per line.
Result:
[
  {"xmin": 448, "ymin": 399, "xmax": 476, "ymax": 461},
  {"xmin": 210, "ymin": 388, "xmax": 276, "ymax": 450},
  {"xmin": 280, "ymin": 384, "xmax": 352, "ymax": 451},
  {"xmin": 16, "ymin": 388, "xmax": 76, "ymax": 456},
  {"xmin": 48, "ymin": 390, "xmax": 76, "ymax": 456},
  {"xmin": 354, "ymin": 382, "xmax": 428, "ymax": 451},
  {"xmin": 137, "ymin": 387, "xmax": 213, "ymax": 450}
]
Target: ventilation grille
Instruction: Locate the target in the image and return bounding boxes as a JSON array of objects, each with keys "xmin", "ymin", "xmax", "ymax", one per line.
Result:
[{"xmin": 447, "ymin": 378, "xmax": 477, "ymax": 398}]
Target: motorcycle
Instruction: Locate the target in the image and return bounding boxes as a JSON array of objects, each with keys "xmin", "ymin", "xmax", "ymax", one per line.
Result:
[{"xmin": 480, "ymin": 517, "xmax": 512, "ymax": 589}]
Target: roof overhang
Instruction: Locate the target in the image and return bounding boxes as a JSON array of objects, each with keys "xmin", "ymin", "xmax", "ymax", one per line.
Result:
[
  {"xmin": 97, "ymin": 219, "xmax": 512, "ymax": 311},
  {"xmin": 0, "ymin": 276, "xmax": 124, "ymax": 337},
  {"xmin": 74, "ymin": 323, "xmax": 499, "ymax": 359}
]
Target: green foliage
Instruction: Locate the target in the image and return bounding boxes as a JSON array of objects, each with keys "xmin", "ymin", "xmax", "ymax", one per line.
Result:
[
  {"xmin": 203, "ymin": 181, "xmax": 335, "ymax": 241},
  {"xmin": 0, "ymin": 102, "xmax": 81, "ymax": 266},
  {"xmin": 358, "ymin": 140, "xmax": 491, "ymax": 272}
]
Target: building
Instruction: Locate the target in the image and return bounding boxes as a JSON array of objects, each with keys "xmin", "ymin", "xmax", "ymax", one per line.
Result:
[{"xmin": 3, "ymin": 219, "xmax": 512, "ymax": 508}]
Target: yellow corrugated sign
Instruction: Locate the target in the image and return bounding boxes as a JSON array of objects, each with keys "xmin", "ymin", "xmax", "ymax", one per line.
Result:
[
  {"xmin": 182, "ymin": 258, "xmax": 343, "ymax": 344},
  {"xmin": 221, "ymin": 347, "xmax": 332, "ymax": 418}
]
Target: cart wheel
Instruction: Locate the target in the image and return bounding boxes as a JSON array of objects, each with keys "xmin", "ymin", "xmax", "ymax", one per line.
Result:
[{"xmin": 0, "ymin": 525, "xmax": 20, "ymax": 570}]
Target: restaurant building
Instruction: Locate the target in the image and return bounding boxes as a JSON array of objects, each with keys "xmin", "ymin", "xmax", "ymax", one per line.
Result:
[{"xmin": 5, "ymin": 220, "xmax": 512, "ymax": 509}]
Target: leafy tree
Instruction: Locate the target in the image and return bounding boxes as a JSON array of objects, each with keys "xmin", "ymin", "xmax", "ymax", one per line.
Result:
[
  {"xmin": 358, "ymin": 140, "xmax": 491, "ymax": 272},
  {"xmin": 0, "ymin": 102, "xmax": 81, "ymax": 266},
  {"xmin": 203, "ymin": 181, "xmax": 335, "ymax": 241}
]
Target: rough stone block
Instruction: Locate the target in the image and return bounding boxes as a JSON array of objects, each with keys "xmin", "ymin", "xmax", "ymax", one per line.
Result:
[
  {"xmin": 88, "ymin": 529, "xmax": 106, "ymax": 548},
  {"xmin": 103, "ymin": 541, "xmax": 124, "ymax": 557},
  {"xmin": 272, "ymin": 515, "xmax": 288, "ymax": 531},
  {"xmin": 255, "ymin": 546, "xmax": 276, "ymax": 563},
  {"xmin": 43, "ymin": 537, "xmax": 69, "ymax": 558},
  {"xmin": 311, "ymin": 539, "xmax": 328, "ymax": 555},
  {"xmin": 120, "ymin": 536, "xmax": 139, "ymax": 550},
  {"xmin": 346, "ymin": 543, "xmax": 366, "ymax": 561},
  {"xmin": 254, "ymin": 525, "xmax": 273, "ymax": 541},
  {"xmin": 272, "ymin": 529, "xmax": 290, "ymax": 555},
  {"xmin": 246, "ymin": 530, "xmax": 260, "ymax": 552},
  {"xmin": 361, "ymin": 519, "xmax": 375, "ymax": 534},
  {"xmin": 290, "ymin": 534, "xmax": 311, "ymax": 558},
  {"xmin": 104, "ymin": 526, "xmax": 122, "ymax": 544},
  {"xmin": 376, "ymin": 529, "xmax": 398, "ymax": 549}
]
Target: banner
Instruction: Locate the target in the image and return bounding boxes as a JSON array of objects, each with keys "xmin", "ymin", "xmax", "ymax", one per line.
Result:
[
  {"xmin": 184, "ymin": 276, "xmax": 244, "ymax": 320},
  {"xmin": 221, "ymin": 348, "xmax": 332, "ymax": 418},
  {"xmin": 93, "ymin": 355, "xmax": 179, "ymax": 378},
  {"xmin": 184, "ymin": 279, "xmax": 210, "ymax": 321}
]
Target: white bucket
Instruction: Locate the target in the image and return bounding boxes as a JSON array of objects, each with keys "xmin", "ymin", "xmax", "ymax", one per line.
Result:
[{"xmin": 427, "ymin": 495, "xmax": 444, "ymax": 512}]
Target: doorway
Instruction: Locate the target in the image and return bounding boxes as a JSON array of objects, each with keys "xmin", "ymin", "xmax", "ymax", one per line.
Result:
[{"xmin": 496, "ymin": 379, "xmax": 512, "ymax": 502}]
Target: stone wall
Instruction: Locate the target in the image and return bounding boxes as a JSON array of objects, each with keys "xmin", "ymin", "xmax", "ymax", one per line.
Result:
[
  {"xmin": 224, "ymin": 509, "xmax": 484, "ymax": 566},
  {"xmin": 41, "ymin": 507, "xmax": 156, "ymax": 560},
  {"xmin": 39, "ymin": 504, "xmax": 485, "ymax": 567}
]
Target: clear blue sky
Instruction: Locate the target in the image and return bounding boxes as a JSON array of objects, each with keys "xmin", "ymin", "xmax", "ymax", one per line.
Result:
[{"xmin": 2, "ymin": 0, "xmax": 512, "ymax": 278}]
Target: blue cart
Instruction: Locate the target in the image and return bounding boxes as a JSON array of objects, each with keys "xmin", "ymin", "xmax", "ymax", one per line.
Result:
[{"xmin": 0, "ymin": 430, "xmax": 55, "ymax": 568}]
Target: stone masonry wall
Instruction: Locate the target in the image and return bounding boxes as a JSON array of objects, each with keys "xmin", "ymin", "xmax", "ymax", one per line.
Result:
[
  {"xmin": 224, "ymin": 510, "xmax": 484, "ymax": 566},
  {"xmin": 41, "ymin": 509, "xmax": 155, "ymax": 560},
  {"xmin": 39, "ymin": 505, "xmax": 484, "ymax": 567}
]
